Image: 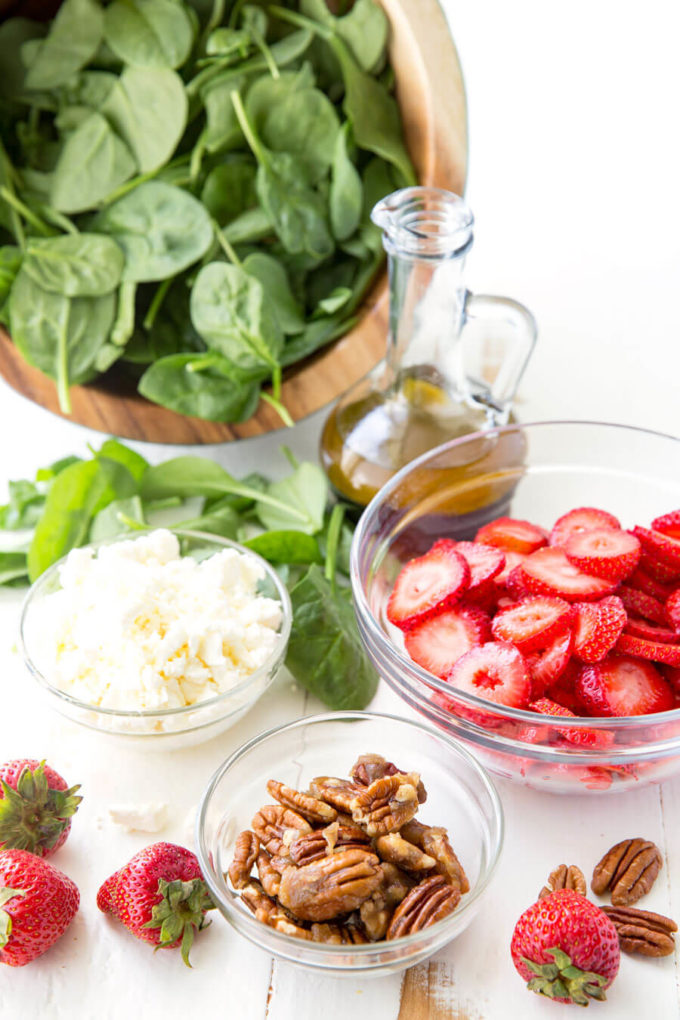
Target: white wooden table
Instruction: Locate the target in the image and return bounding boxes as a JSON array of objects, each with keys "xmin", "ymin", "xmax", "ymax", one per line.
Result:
[{"xmin": 1, "ymin": 0, "xmax": 680, "ymax": 1016}]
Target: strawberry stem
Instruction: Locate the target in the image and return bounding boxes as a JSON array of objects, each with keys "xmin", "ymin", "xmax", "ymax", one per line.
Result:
[{"xmin": 522, "ymin": 948, "xmax": 609, "ymax": 1006}]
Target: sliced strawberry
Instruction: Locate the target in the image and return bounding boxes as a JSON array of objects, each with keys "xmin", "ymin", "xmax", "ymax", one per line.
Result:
[
  {"xmin": 625, "ymin": 616, "xmax": 679, "ymax": 644},
  {"xmin": 628, "ymin": 566, "xmax": 676, "ymax": 603},
  {"xmin": 632, "ymin": 526, "xmax": 680, "ymax": 570},
  {"xmin": 519, "ymin": 547, "xmax": 618, "ymax": 602},
  {"xmin": 661, "ymin": 665, "xmax": 680, "ymax": 695},
  {"xmin": 638, "ymin": 550, "xmax": 680, "ymax": 584},
  {"xmin": 529, "ymin": 697, "xmax": 614, "ymax": 749},
  {"xmin": 573, "ymin": 596, "xmax": 627, "ymax": 663},
  {"xmin": 449, "ymin": 541, "xmax": 505, "ymax": 594},
  {"xmin": 525, "ymin": 628, "xmax": 574, "ymax": 697},
  {"xmin": 491, "ymin": 595, "xmax": 574, "ymax": 650},
  {"xmin": 494, "ymin": 550, "xmax": 527, "ymax": 587},
  {"xmin": 445, "ymin": 641, "xmax": 531, "ymax": 708},
  {"xmin": 615, "ymin": 632, "xmax": 680, "ymax": 667},
  {"xmin": 618, "ymin": 585, "xmax": 668, "ymax": 626},
  {"xmin": 404, "ymin": 605, "xmax": 490, "ymax": 678},
  {"xmin": 386, "ymin": 544, "xmax": 470, "ymax": 630},
  {"xmin": 505, "ymin": 564, "xmax": 530, "ymax": 600},
  {"xmin": 666, "ymin": 589, "xmax": 680, "ymax": 633},
  {"xmin": 549, "ymin": 507, "xmax": 621, "ymax": 547},
  {"xmin": 565, "ymin": 528, "xmax": 640, "ymax": 582},
  {"xmin": 545, "ymin": 660, "xmax": 584, "ymax": 712},
  {"xmin": 575, "ymin": 654, "xmax": 675, "ymax": 716},
  {"xmin": 651, "ymin": 509, "xmax": 680, "ymax": 541},
  {"xmin": 475, "ymin": 517, "xmax": 548, "ymax": 555}
]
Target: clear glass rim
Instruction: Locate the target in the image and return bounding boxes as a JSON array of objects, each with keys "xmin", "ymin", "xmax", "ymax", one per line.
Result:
[
  {"xmin": 350, "ymin": 419, "xmax": 680, "ymax": 734},
  {"xmin": 19, "ymin": 528, "xmax": 292, "ymax": 719},
  {"xmin": 195, "ymin": 710, "xmax": 504, "ymax": 962}
]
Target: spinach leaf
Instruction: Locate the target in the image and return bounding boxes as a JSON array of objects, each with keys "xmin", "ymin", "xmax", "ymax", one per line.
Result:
[
  {"xmin": 330, "ymin": 122, "xmax": 362, "ymax": 241},
  {"xmin": 50, "ymin": 112, "xmax": 136, "ymax": 213},
  {"xmin": 23, "ymin": 234, "xmax": 124, "ymax": 297},
  {"xmin": 138, "ymin": 351, "xmax": 263, "ymax": 422},
  {"xmin": 103, "ymin": 67, "xmax": 187, "ymax": 173},
  {"xmin": 104, "ymin": 0, "xmax": 195, "ymax": 70},
  {"xmin": 286, "ymin": 564, "xmax": 378, "ymax": 709},
  {"xmin": 25, "ymin": 0, "xmax": 103, "ymax": 92},
  {"xmin": 243, "ymin": 252, "xmax": 304, "ymax": 335},
  {"xmin": 222, "ymin": 205, "xmax": 272, "ymax": 244},
  {"xmin": 281, "ymin": 311, "xmax": 357, "ymax": 366},
  {"xmin": 89, "ymin": 494, "xmax": 146, "ymax": 541},
  {"xmin": 0, "ymin": 18, "xmax": 46, "ymax": 101},
  {"xmin": 256, "ymin": 460, "xmax": 327, "ymax": 535},
  {"xmin": 301, "ymin": 0, "xmax": 388, "ymax": 73},
  {"xmin": 244, "ymin": 529, "xmax": 321, "ymax": 565},
  {"xmin": 0, "ymin": 553, "xmax": 28, "ymax": 586},
  {"xmin": 0, "ymin": 246, "xmax": 22, "ymax": 311},
  {"xmin": 201, "ymin": 160, "xmax": 256, "ymax": 224},
  {"xmin": 36, "ymin": 455, "xmax": 83, "ymax": 482},
  {"xmin": 0, "ymin": 479, "xmax": 45, "ymax": 530},
  {"xmin": 96, "ymin": 439, "xmax": 149, "ymax": 484},
  {"xmin": 190, "ymin": 261, "xmax": 282, "ymax": 374},
  {"xmin": 173, "ymin": 503, "xmax": 241, "ymax": 539},
  {"xmin": 94, "ymin": 182, "xmax": 213, "ymax": 281},
  {"xmin": 201, "ymin": 73, "xmax": 248, "ymax": 154},
  {"xmin": 260, "ymin": 86, "xmax": 340, "ymax": 183},
  {"xmin": 60, "ymin": 70, "xmax": 117, "ymax": 110}
]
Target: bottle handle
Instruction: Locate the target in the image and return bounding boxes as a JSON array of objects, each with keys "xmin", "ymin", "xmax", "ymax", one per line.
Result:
[{"xmin": 460, "ymin": 293, "xmax": 537, "ymax": 420}]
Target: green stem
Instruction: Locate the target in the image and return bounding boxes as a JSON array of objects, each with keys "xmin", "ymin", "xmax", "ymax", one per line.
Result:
[
  {"xmin": 252, "ymin": 30, "xmax": 280, "ymax": 79},
  {"xmin": 111, "ymin": 282, "xmax": 137, "ymax": 347},
  {"xmin": 260, "ymin": 391, "xmax": 293, "ymax": 427},
  {"xmin": 102, "ymin": 156, "xmax": 190, "ymax": 206},
  {"xmin": 213, "ymin": 221, "xmax": 241, "ymax": 266},
  {"xmin": 271, "ymin": 363, "xmax": 282, "ymax": 401},
  {"xmin": 56, "ymin": 302, "xmax": 72, "ymax": 414},
  {"xmin": 36, "ymin": 205, "xmax": 78, "ymax": 235},
  {"xmin": 229, "ymin": 90, "xmax": 267, "ymax": 165},
  {"xmin": 324, "ymin": 502, "xmax": 345, "ymax": 588},
  {"xmin": 0, "ymin": 187, "xmax": 51, "ymax": 237},
  {"xmin": 268, "ymin": 5, "xmax": 332, "ymax": 39},
  {"xmin": 143, "ymin": 278, "xmax": 172, "ymax": 331}
]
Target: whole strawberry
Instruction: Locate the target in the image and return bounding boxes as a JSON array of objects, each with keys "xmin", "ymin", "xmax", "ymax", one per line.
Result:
[
  {"xmin": 0, "ymin": 848, "xmax": 79, "ymax": 966},
  {"xmin": 0, "ymin": 759, "xmax": 82, "ymax": 858},
  {"xmin": 97, "ymin": 842, "xmax": 214, "ymax": 966},
  {"xmin": 511, "ymin": 889, "xmax": 620, "ymax": 1005}
]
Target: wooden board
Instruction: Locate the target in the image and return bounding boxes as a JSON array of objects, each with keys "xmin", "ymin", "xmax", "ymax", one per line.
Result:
[{"xmin": 0, "ymin": 0, "xmax": 467, "ymax": 444}]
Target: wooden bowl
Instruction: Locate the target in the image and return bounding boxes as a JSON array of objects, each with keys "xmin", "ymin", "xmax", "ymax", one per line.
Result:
[{"xmin": 0, "ymin": 0, "xmax": 467, "ymax": 443}]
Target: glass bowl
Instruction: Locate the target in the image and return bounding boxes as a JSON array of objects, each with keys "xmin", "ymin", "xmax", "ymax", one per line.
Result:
[
  {"xmin": 20, "ymin": 530, "xmax": 292, "ymax": 750},
  {"xmin": 351, "ymin": 421, "xmax": 680, "ymax": 794},
  {"xmin": 196, "ymin": 711, "xmax": 503, "ymax": 976}
]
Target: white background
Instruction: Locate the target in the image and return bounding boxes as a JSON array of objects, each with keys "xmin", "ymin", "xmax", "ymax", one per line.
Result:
[{"xmin": 1, "ymin": 0, "xmax": 680, "ymax": 1017}]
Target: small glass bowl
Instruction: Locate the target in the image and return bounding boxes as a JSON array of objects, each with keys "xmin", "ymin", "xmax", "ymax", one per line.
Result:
[
  {"xmin": 351, "ymin": 421, "xmax": 680, "ymax": 794},
  {"xmin": 20, "ymin": 530, "xmax": 292, "ymax": 750},
  {"xmin": 196, "ymin": 711, "xmax": 503, "ymax": 976}
]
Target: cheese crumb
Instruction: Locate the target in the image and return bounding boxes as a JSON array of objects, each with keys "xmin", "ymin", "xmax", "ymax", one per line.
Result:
[{"xmin": 108, "ymin": 802, "xmax": 169, "ymax": 833}]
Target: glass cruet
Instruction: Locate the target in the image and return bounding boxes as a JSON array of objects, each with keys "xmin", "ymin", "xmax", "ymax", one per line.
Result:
[{"xmin": 319, "ymin": 186, "xmax": 538, "ymax": 507}]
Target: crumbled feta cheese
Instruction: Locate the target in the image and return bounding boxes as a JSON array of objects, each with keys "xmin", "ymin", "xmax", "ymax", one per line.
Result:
[
  {"xmin": 38, "ymin": 530, "xmax": 283, "ymax": 711},
  {"xmin": 108, "ymin": 802, "xmax": 169, "ymax": 833}
]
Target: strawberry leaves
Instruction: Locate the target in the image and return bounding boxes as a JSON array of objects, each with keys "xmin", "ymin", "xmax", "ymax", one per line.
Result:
[
  {"xmin": 522, "ymin": 947, "xmax": 609, "ymax": 1006},
  {"xmin": 144, "ymin": 877, "xmax": 215, "ymax": 968},
  {"xmin": 0, "ymin": 761, "xmax": 82, "ymax": 857}
]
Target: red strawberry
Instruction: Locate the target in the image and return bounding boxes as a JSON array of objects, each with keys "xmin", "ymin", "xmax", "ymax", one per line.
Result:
[
  {"xmin": 404, "ymin": 606, "xmax": 490, "ymax": 678},
  {"xmin": 525, "ymin": 627, "xmax": 574, "ymax": 696},
  {"xmin": 632, "ymin": 526, "xmax": 680, "ymax": 569},
  {"xmin": 505, "ymin": 563, "xmax": 530, "ymax": 600},
  {"xmin": 386, "ymin": 543, "xmax": 470, "ymax": 630},
  {"xmin": 511, "ymin": 889, "xmax": 619, "ymax": 1005},
  {"xmin": 97, "ymin": 842, "xmax": 215, "ymax": 966},
  {"xmin": 494, "ymin": 550, "xmax": 527, "ymax": 587},
  {"xmin": 545, "ymin": 660, "xmax": 582, "ymax": 712},
  {"xmin": 565, "ymin": 528, "xmax": 640, "ymax": 581},
  {"xmin": 667, "ymin": 589, "xmax": 680, "ymax": 633},
  {"xmin": 446, "ymin": 641, "xmax": 531, "ymax": 708},
  {"xmin": 615, "ymin": 632, "xmax": 680, "ymax": 667},
  {"xmin": 652, "ymin": 509, "xmax": 680, "ymax": 539},
  {"xmin": 0, "ymin": 848, "xmax": 79, "ymax": 966},
  {"xmin": 575, "ymin": 654, "xmax": 674, "ymax": 716},
  {"xmin": 625, "ymin": 616, "xmax": 679, "ymax": 644},
  {"xmin": 618, "ymin": 584, "xmax": 668, "ymax": 626},
  {"xmin": 475, "ymin": 517, "xmax": 548, "ymax": 554},
  {"xmin": 528, "ymin": 697, "xmax": 614, "ymax": 749},
  {"xmin": 0, "ymin": 760, "xmax": 81, "ymax": 858},
  {"xmin": 639, "ymin": 550, "xmax": 680, "ymax": 584},
  {"xmin": 573, "ymin": 596, "xmax": 627, "ymax": 663},
  {"xmin": 491, "ymin": 595, "xmax": 574, "ymax": 650},
  {"xmin": 449, "ymin": 540, "xmax": 505, "ymax": 595},
  {"xmin": 628, "ymin": 566, "xmax": 676, "ymax": 603},
  {"xmin": 519, "ymin": 547, "xmax": 618, "ymax": 602},
  {"xmin": 549, "ymin": 507, "xmax": 621, "ymax": 548},
  {"xmin": 662, "ymin": 665, "xmax": 680, "ymax": 695}
]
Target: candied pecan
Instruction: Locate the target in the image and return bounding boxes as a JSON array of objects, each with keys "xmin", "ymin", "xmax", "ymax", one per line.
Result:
[
  {"xmin": 290, "ymin": 823, "xmax": 371, "ymax": 866},
  {"xmin": 380, "ymin": 862, "xmax": 416, "ymax": 907},
  {"xmin": 538, "ymin": 864, "xmax": 587, "ymax": 900},
  {"xmin": 359, "ymin": 863, "xmax": 416, "ymax": 940},
  {"xmin": 257, "ymin": 850, "xmax": 281, "ymax": 898},
  {"xmin": 375, "ymin": 833, "xmax": 436, "ymax": 873},
  {"xmin": 309, "ymin": 776, "xmax": 363, "ymax": 814},
  {"xmin": 241, "ymin": 881, "xmax": 311, "ymax": 940},
  {"xmin": 602, "ymin": 905, "xmax": 678, "ymax": 957},
  {"xmin": 251, "ymin": 803, "xmax": 311, "ymax": 857},
  {"xmin": 278, "ymin": 848, "xmax": 382, "ymax": 922},
  {"xmin": 591, "ymin": 838, "xmax": 663, "ymax": 905},
  {"xmin": 386, "ymin": 875, "xmax": 461, "ymax": 939},
  {"xmin": 400, "ymin": 819, "xmax": 469, "ymax": 893},
  {"xmin": 350, "ymin": 754, "xmax": 427, "ymax": 804},
  {"xmin": 349, "ymin": 773, "xmax": 420, "ymax": 836},
  {"xmin": 266, "ymin": 779, "xmax": 337, "ymax": 824},
  {"xmin": 311, "ymin": 922, "xmax": 369, "ymax": 945},
  {"xmin": 228, "ymin": 830, "xmax": 260, "ymax": 890}
]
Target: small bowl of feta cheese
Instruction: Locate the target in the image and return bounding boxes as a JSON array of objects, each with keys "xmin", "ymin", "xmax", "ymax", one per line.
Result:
[{"xmin": 19, "ymin": 529, "xmax": 292, "ymax": 749}]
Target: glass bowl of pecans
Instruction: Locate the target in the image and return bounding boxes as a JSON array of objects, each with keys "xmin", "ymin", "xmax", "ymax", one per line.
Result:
[{"xmin": 196, "ymin": 711, "xmax": 503, "ymax": 975}]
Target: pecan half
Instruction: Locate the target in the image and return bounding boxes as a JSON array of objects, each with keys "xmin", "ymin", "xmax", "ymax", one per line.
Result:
[
  {"xmin": 241, "ymin": 881, "xmax": 312, "ymax": 940},
  {"xmin": 266, "ymin": 779, "xmax": 337, "ymax": 824},
  {"xmin": 310, "ymin": 922, "xmax": 369, "ymax": 945},
  {"xmin": 386, "ymin": 875, "xmax": 461, "ymax": 940},
  {"xmin": 359, "ymin": 862, "xmax": 415, "ymax": 940},
  {"xmin": 349, "ymin": 773, "xmax": 420, "ymax": 836},
  {"xmin": 375, "ymin": 833, "xmax": 436, "ymax": 873},
  {"xmin": 251, "ymin": 804, "xmax": 311, "ymax": 857},
  {"xmin": 400, "ymin": 819, "xmax": 469, "ymax": 893},
  {"xmin": 228, "ymin": 831, "xmax": 260, "ymax": 889},
  {"xmin": 591, "ymin": 838, "xmax": 663, "ymax": 905},
  {"xmin": 278, "ymin": 848, "xmax": 382, "ymax": 922},
  {"xmin": 309, "ymin": 776, "xmax": 363, "ymax": 814},
  {"xmin": 256, "ymin": 850, "xmax": 281, "ymax": 898},
  {"xmin": 539, "ymin": 864, "xmax": 587, "ymax": 900},
  {"xmin": 602, "ymin": 905, "xmax": 678, "ymax": 957},
  {"xmin": 289, "ymin": 822, "xmax": 371, "ymax": 866},
  {"xmin": 350, "ymin": 754, "xmax": 427, "ymax": 804}
]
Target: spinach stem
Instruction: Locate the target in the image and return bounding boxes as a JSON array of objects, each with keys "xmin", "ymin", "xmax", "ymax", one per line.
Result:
[
  {"xmin": 102, "ymin": 156, "xmax": 190, "ymax": 206},
  {"xmin": 268, "ymin": 5, "xmax": 331, "ymax": 39},
  {"xmin": 0, "ymin": 187, "xmax": 51, "ymax": 237},
  {"xmin": 281, "ymin": 446, "xmax": 299, "ymax": 469},
  {"xmin": 229, "ymin": 90, "xmax": 267, "ymax": 165},
  {"xmin": 271, "ymin": 364, "xmax": 282, "ymax": 401},
  {"xmin": 201, "ymin": 0, "xmax": 227, "ymax": 44},
  {"xmin": 111, "ymin": 282, "xmax": 137, "ymax": 346},
  {"xmin": 252, "ymin": 31, "xmax": 280, "ymax": 80},
  {"xmin": 56, "ymin": 302, "xmax": 72, "ymax": 414},
  {"xmin": 117, "ymin": 512, "xmax": 147, "ymax": 531},
  {"xmin": 324, "ymin": 502, "xmax": 346, "ymax": 588},
  {"xmin": 260, "ymin": 391, "xmax": 293, "ymax": 428},
  {"xmin": 37, "ymin": 205, "xmax": 78, "ymax": 235},
  {"xmin": 213, "ymin": 221, "xmax": 241, "ymax": 266},
  {"xmin": 143, "ymin": 278, "xmax": 172, "ymax": 331}
]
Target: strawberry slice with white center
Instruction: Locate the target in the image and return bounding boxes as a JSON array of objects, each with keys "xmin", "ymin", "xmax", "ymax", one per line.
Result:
[
  {"xmin": 386, "ymin": 543, "xmax": 470, "ymax": 631},
  {"xmin": 573, "ymin": 596, "xmax": 627, "ymax": 663},
  {"xmin": 575, "ymin": 654, "xmax": 675, "ymax": 716},
  {"xmin": 518, "ymin": 547, "xmax": 618, "ymax": 602},
  {"xmin": 666, "ymin": 589, "xmax": 680, "ymax": 634},
  {"xmin": 446, "ymin": 641, "xmax": 531, "ymax": 708},
  {"xmin": 495, "ymin": 550, "xmax": 527, "ymax": 587},
  {"xmin": 549, "ymin": 507, "xmax": 621, "ymax": 548},
  {"xmin": 618, "ymin": 585, "xmax": 668, "ymax": 626},
  {"xmin": 475, "ymin": 517, "xmax": 548, "ymax": 555},
  {"xmin": 615, "ymin": 632, "xmax": 680, "ymax": 667},
  {"xmin": 651, "ymin": 509, "xmax": 680, "ymax": 541},
  {"xmin": 447, "ymin": 540, "xmax": 505, "ymax": 594},
  {"xmin": 625, "ymin": 616, "xmax": 679, "ymax": 644},
  {"xmin": 404, "ymin": 605, "xmax": 491, "ymax": 678},
  {"xmin": 565, "ymin": 528, "xmax": 640, "ymax": 582},
  {"xmin": 525, "ymin": 628, "xmax": 574, "ymax": 697},
  {"xmin": 632, "ymin": 526, "xmax": 680, "ymax": 570},
  {"xmin": 491, "ymin": 595, "xmax": 574, "ymax": 650},
  {"xmin": 529, "ymin": 697, "xmax": 614, "ymax": 749}
]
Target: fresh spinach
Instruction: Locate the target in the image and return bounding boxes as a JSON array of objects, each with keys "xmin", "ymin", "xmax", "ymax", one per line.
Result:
[
  {"xmin": 103, "ymin": 0, "xmax": 195, "ymax": 70},
  {"xmin": 24, "ymin": 0, "xmax": 103, "ymax": 92},
  {"xmin": 329, "ymin": 123, "xmax": 362, "ymax": 241},
  {"xmin": 242, "ymin": 253, "xmax": 304, "ymax": 335},
  {"xmin": 103, "ymin": 68, "xmax": 188, "ymax": 174},
  {"xmin": 255, "ymin": 458, "xmax": 328, "ymax": 535},
  {"xmin": 50, "ymin": 112, "xmax": 136, "ymax": 213},
  {"xmin": 301, "ymin": 0, "xmax": 388, "ymax": 73},
  {"xmin": 23, "ymin": 234, "xmax": 124, "ymax": 297},
  {"xmin": 138, "ymin": 351, "xmax": 263, "ymax": 421}
]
